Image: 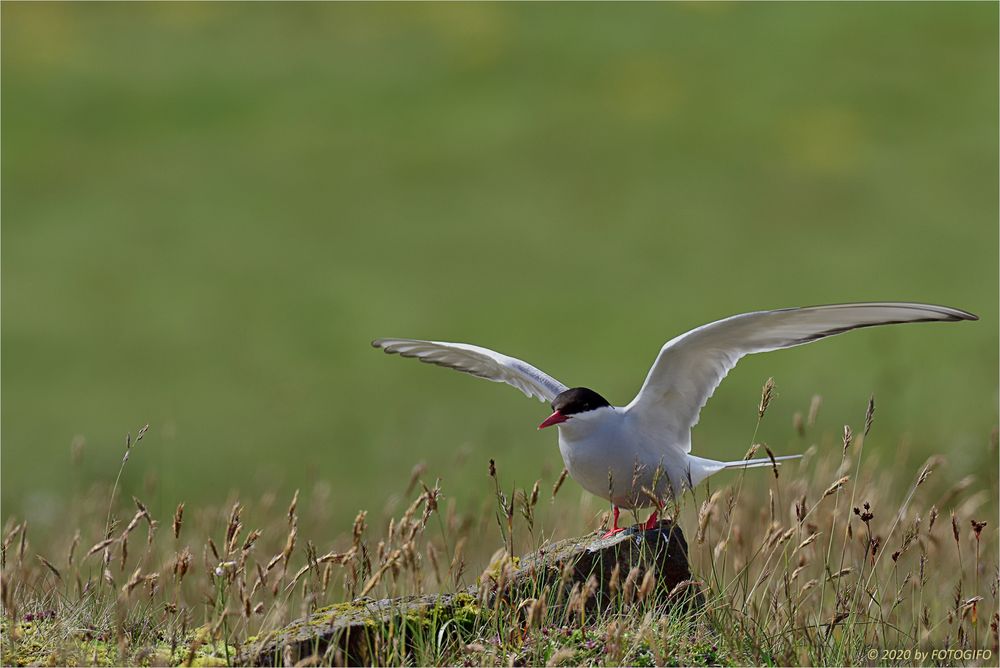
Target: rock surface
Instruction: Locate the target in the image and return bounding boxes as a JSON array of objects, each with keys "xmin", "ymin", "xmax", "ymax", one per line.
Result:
[{"xmin": 240, "ymin": 520, "xmax": 693, "ymax": 666}]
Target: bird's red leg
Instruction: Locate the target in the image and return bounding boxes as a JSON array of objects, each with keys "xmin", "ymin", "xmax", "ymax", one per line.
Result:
[
  {"xmin": 642, "ymin": 500, "xmax": 663, "ymax": 531},
  {"xmin": 600, "ymin": 505, "xmax": 626, "ymax": 539}
]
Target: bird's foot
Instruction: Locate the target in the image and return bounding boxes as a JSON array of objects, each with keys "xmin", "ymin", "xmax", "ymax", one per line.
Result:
[
  {"xmin": 598, "ymin": 505, "xmax": 626, "ymax": 539},
  {"xmin": 641, "ymin": 510, "xmax": 660, "ymax": 531}
]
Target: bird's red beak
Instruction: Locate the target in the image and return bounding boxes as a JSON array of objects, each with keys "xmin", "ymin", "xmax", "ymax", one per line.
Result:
[{"xmin": 538, "ymin": 410, "xmax": 568, "ymax": 429}]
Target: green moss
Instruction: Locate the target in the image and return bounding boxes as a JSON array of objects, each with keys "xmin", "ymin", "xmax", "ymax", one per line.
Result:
[
  {"xmin": 296, "ymin": 593, "xmax": 482, "ymax": 639},
  {"xmin": 176, "ymin": 627, "xmax": 236, "ymax": 667},
  {"xmin": 294, "ymin": 599, "xmax": 382, "ymax": 630},
  {"xmin": 89, "ymin": 643, "xmax": 116, "ymax": 667},
  {"xmin": 0, "ymin": 606, "xmax": 245, "ymax": 668},
  {"xmin": 148, "ymin": 649, "xmax": 175, "ymax": 666},
  {"xmin": 449, "ymin": 592, "xmax": 482, "ymax": 625},
  {"xmin": 481, "ymin": 553, "xmax": 521, "ymax": 583},
  {"xmin": 395, "ymin": 593, "xmax": 482, "ymax": 632},
  {"xmin": 313, "ymin": 600, "xmax": 370, "ymax": 616},
  {"xmin": 1, "ymin": 619, "xmax": 120, "ymax": 667},
  {"xmin": 124, "ymin": 625, "xmax": 236, "ymax": 667},
  {"xmin": 243, "ymin": 592, "xmax": 487, "ymax": 664}
]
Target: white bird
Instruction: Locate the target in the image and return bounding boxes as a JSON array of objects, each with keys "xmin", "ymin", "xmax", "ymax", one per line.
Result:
[{"xmin": 373, "ymin": 302, "xmax": 976, "ymax": 537}]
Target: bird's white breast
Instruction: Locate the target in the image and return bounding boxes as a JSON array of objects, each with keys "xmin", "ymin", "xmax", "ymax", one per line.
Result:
[{"xmin": 555, "ymin": 407, "xmax": 689, "ymax": 509}]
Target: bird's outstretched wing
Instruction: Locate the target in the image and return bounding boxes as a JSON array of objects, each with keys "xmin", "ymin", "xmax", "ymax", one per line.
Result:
[
  {"xmin": 372, "ymin": 338, "xmax": 569, "ymax": 403},
  {"xmin": 625, "ymin": 302, "xmax": 977, "ymax": 451}
]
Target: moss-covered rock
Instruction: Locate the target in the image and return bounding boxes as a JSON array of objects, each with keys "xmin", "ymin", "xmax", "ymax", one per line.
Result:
[
  {"xmin": 240, "ymin": 521, "xmax": 693, "ymax": 666},
  {"xmin": 239, "ymin": 589, "xmax": 483, "ymax": 666}
]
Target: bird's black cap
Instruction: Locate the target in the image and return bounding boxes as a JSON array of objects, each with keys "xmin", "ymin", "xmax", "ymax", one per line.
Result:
[{"xmin": 552, "ymin": 387, "xmax": 611, "ymax": 415}]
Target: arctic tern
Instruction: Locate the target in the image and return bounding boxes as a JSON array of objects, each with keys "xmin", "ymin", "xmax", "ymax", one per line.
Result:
[{"xmin": 373, "ymin": 302, "xmax": 976, "ymax": 537}]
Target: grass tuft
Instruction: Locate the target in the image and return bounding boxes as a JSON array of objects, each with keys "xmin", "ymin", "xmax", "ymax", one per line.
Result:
[{"xmin": 1, "ymin": 394, "xmax": 997, "ymax": 666}]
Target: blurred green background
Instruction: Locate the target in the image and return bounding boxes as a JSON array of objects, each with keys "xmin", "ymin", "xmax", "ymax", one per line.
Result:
[{"xmin": 3, "ymin": 3, "xmax": 997, "ymax": 531}]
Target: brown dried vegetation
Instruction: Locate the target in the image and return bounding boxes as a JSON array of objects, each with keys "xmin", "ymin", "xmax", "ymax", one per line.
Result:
[{"xmin": 2, "ymin": 390, "xmax": 997, "ymax": 667}]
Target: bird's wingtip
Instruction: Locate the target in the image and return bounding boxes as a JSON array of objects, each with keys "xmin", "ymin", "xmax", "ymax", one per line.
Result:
[{"xmin": 946, "ymin": 307, "xmax": 979, "ymax": 322}]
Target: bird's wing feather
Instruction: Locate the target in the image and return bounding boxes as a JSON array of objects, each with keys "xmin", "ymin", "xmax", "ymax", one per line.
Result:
[
  {"xmin": 625, "ymin": 302, "xmax": 976, "ymax": 452},
  {"xmin": 372, "ymin": 338, "xmax": 569, "ymax": 403}
]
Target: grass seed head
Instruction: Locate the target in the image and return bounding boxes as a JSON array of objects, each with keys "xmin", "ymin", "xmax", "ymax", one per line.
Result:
[
  {"xmin": 225, "ymin": 502, "xmax": 243, "ymax": 550},
  {"xmin": 697, "ymin": 491, "xmax": 721, "ymax": 544},
  {"xmin": 119, "ymin": 536, "xmax": 129, "ymax": 571},
  {"xmin": 546, "ymin": 648, "xmax": 577, "ymax": 667},
  {"xmin": 623, "ymin": 566, "xmax": 641, "ymax": 605},
  {"xmin": 450, "ymin": 537, "xmax": 466, "ymax": 584},
  {"xmin": 917, "ymin": 465, "xmax": 933, "ymax": 487},
  {"xmin": 123, "ymin": 510, "xmax": 145, "ymax": 537},
  {"xmin": 172, "ymin": 503, "xmax": 184, "ymax": 540},
  {"xmin": 174, "ymin": 548, "xmax": 191, "ymax": 582},
  {"xmin": 352, "ymin": 510, "xmax": 367, "ymax": 548},
  {"xmin": 287, "ymin": 489, "xmax": 299, "ymax": 524},
  {"xmin": 35, "ymin": 554, "xmax": 61, "ymax": 581},
  {"xmin": 425, "ymin": 541, "xmax": 442, "ymax": 586},
  {"xmin": 807, "ymin": 394, "xmax": 822, "ymax": 427},
  {"xmin": 758, "ymin": 377, "xmax": 775, "ymax": 419},
  {"xmin": 793, "ymin": 411, "xmax": 804, "ymax": 436},
  {"xmin": 764, "ymin": 445, "xmax": 779, "ymax": 478},
  {"xmin": 265, "ymin": 552, "xmax": 283, "ymax": 573},
  {"xmin": 795, "ymin": 492, "xmax": 809, "ymax": 523},
  {"xmin": 527, "ymin": 592, "xmax": 546, "ymax": 628},
  {"xmin": 864, "ymin": 395, "xmax": 876, "ymax": 436},
  {"xmin": 241, "ymin": 529, "xmax": 262, "ymax": 553},
  {"xmin": 86, "ymin": 538, "xmax": 116, "ymax": 559},
  {"xmin": 406, "ymin": 461, "xmax": 427, "ymax": 496},
  {"xmin": 853, "ymin": 502, "xmax": 874, "ymax": 523},
  {"xmin": 638, "ymin": 568, "xmax": 656, "ymax": 601},
  {"xmin": 794, "ymin": 531, "xmax": 821, "ymax": 554},
  {"xmin": 123, "ymin": 564, "xmax": 143, "ymax": 595},
  {"xmin": 605, "ymin": 620, "xmax": 624, "ymax": 662},
  {"xmin": 822, "ymin": 476, "xmax": 850, "ymax": 500},
  {"xmin": 67, "ymin": 530, "xmax": 80, "ymax": 567},
  {"xmin": 552, "ymin": 468, "xmax": 568, "ymax": 499},
  {"xmin": 282, "ymin": 525, "xmax": 297, "ymax": 565},
  {"xmin": 609, "ymin": 562, "xmax": 621, "ymax": 594},
  {"xmin": 17, "ymin": 523, "xmax": 28, "ymax": 564}
]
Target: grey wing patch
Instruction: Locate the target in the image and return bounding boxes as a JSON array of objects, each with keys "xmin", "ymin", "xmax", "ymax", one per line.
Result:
[
  {"xmin": 509, "ymin": 359, "xmax": 569, "ymax": 401},
  {"xmin": 626, "ymin": 301, "xmax": 977, "ymax": 455},
  {"xmin": 773, "ymin": 303, "xmax": 977, "ymax": 346},
  {"xmin": 371, "ymin": 338, "xmax": 568, "ymax": 403},
  {"xmin": 792, "ymin": 317, "xmax": 961, "ymax": 344}
]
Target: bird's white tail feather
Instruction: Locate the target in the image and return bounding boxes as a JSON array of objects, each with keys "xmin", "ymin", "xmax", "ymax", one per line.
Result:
[{"xmin": 721, "ymin": 454, "xmax": 802, "ymax": 469}]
